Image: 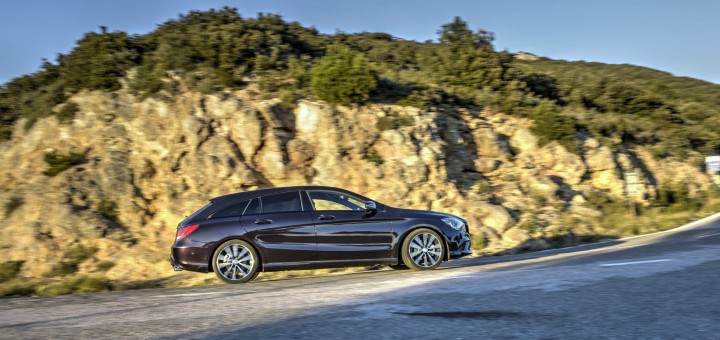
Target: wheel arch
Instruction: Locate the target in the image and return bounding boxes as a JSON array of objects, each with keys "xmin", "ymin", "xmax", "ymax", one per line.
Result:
[
  {"xmin": 395, "ymin": 225, "xmax": 451, "ymax": 263},
  {"xmin": 207, "ymin": 236, "xmax": 264, "ymax": 273}
]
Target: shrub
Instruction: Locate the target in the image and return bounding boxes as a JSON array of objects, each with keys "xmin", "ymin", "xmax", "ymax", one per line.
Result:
[
  {"xmin": 310, "ymin": 44, "xmax": 377, "ymax": 105},
  {"xmin": 376, "ymin": 113, "xmax": 415, "ymax": 131},
  {"xmin": 364, "ymin": 148, "xmax": 383, "ymax": 165},
  {"xmin": 0, "ymin": 125, "xmax": 12, "ymax": 142},
  {"xmin": 0, "ymin": 282, "xmax": 36, "ymax": 297},
  {"xmin": 56, "ymin": 102, "xmax": 79, "ymax": 122},
  {"xmin": 95, "ymin": 261, "xmax": 115, "ymax": 272},
  {"xmin": 0, "ymin": 260, "xmax": 24, "ymax": 283},
  {"xmin": 656, "ymin": 183, "xmax": 702, "ymax": 212},
  {"xmin": 42, "ymin": 151, "xmax": 84, "ymax": 177},
  {"xmin": 472, "ymin": 232, "xmax": 489, "ymax": 249},
  {"xmin": 38, "ymin": 276, "xmax": 110, "ymax": 296},
  {"xmin": 376, "ymin": 116, "xmax": 395, "ymax": 131},
  {"xmin": 45, "ymin": 244, "xmax": 98, "ymax": 277},
  {"xmin": 530, "ymin": 100, "xmax": 578, "ymax": 153},
  {"xmin": 585, "ymin": 190, "xmax": 629, "ymax": 214},
  {"xmin": 97, "ymin": 199, "xmax": 119, "ymax": 221}
]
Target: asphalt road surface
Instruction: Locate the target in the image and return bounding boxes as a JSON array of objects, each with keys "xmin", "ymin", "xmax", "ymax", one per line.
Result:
[{"xmin": 2, "ymin": 214, "xmax": 720, "ymax": 339}]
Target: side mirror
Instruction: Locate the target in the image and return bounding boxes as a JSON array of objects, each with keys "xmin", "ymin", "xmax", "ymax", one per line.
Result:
[{"xmin": 365, "ymin": 201, "xmax": 377, "ymax": 212}]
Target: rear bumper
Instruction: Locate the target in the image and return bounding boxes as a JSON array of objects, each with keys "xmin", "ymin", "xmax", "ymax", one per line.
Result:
[
  {"xmin": 170, "ymin": 254, "xmax": 183, "ymax": 271},
  {"xmin": 170, "ymin": 246, "xmax": 210, "ymax": 273}
]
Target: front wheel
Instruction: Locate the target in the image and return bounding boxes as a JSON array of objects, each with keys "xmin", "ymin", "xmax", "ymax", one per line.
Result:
[
  {"xmin": 211, "ymin": 239, "xmax": 259, "ymax": 284},
  {"xmin": 401, "ymin": 228, "xmax": 445, "ymax": 270}
]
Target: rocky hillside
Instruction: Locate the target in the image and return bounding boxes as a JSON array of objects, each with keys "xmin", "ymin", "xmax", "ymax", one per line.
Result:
[{"xmin": 1, "ymin": 77, "xmax": 717, "ymax": 295}]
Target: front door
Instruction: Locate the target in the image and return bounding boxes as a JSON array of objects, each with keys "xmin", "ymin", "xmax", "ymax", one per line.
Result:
[{"xmin": 305, "ymin": 190, "xmax": 394, "ymax": 261}]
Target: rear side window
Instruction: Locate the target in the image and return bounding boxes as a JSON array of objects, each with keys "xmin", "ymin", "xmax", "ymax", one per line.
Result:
[
  {"xmin": 244, "ymin": 199, "xmax": 261, "ymax": 215},
  {"xmin": 211, "ymin": 201, "xmax": 249, "ymax": 219},
  {"xmin": 261, "ymin": 192, "xmax": 302, "ymax": 213},
  {"xmin": 182, "ymin": 202, "xmax": 213, "ymax": 223}
]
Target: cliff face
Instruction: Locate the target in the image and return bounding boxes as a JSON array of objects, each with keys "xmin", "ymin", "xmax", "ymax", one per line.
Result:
[{"xmin": 0, "ymin": 83, "xmax": 715, "ymax": 288}]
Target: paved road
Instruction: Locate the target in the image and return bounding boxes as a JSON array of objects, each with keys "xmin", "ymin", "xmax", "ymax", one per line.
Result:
[{"xmin": 2, "ymin": 214, "xmax": 720, "ymax": 339}]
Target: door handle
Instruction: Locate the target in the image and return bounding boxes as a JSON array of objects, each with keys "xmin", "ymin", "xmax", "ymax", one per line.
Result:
[
  {"xmin": 318, "ymin": 215, "xmax": 335, "ymax": 220},
  {"xmin": 254, "ymin": 219, "xmax": 272, "ymax": 225}
]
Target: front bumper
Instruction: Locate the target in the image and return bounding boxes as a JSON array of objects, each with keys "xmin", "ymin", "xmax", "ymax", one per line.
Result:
[
  {"xmin": 449, "ymin": 236, "xmax": 472, "ymax": 258},
  {"xmin": 447, "ymin": 229, "xmax": 472, "ymax": 258}
]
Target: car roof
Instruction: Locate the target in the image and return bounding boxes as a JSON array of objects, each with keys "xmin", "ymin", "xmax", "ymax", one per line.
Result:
[{"xmin": 210, "ymin": 186, "xmax": 365, "ymax": 205}]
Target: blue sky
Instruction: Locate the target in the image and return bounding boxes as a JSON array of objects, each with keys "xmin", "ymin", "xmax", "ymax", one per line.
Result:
[{"xmin": 1, "ymin": 0, "xmax": 719, "ymax": 85}]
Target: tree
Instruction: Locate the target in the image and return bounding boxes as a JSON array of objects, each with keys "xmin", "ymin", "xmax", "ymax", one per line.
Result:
[
  {"xmin": 438, "ymin": 16, "xmax": 494, "ymax": 49},
  {"xmin": 425, "ymin": 18, "xmax": 512, "ymax": 90},
  {"xmin": 59, "ymin": 29, "xmax": 138, "ymax": 92},
  {"xmin": 310, "ymin": 44, "xmax": 377, "ymax": 105}
]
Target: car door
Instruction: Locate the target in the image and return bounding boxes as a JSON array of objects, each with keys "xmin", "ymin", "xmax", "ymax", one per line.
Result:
[
  {"xmin": 240, "ymin": 191, "xmax": 316, "ymax": 264},
  {"xmin": 305, "ymin": 190, "xmax": 394, "ymax": 261}
]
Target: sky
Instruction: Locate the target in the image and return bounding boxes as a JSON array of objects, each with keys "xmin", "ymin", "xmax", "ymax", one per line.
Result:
[{"xmin": 1, "ymin": 0, "xmax": 719, "ymax": 85}]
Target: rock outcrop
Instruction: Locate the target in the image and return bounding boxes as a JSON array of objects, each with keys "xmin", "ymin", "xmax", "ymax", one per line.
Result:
[{"xmin": 0, "ymin": 83, "xmax": 715, "ymax": 288}]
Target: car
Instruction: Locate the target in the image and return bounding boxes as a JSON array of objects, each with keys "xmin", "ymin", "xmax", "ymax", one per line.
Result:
[{"xmin": 170, "ymin": 186, "xmax": 472, "ymax": 283}]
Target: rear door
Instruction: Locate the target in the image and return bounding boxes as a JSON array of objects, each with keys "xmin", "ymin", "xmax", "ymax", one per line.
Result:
[
  {"xmin": 240, "ymin": 191, "xmax": 316, "ymax": 264},
  {"xmin": 306, "ymin": 190, "xmax": 394, "ymax": 261}
]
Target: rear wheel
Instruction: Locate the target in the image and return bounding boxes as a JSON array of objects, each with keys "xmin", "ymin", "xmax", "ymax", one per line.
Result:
[
  {"xmin": 401, "ymin": 228, "xmax": 445, "ymax": 270},
  {"xmin": 211, "ymin": 239, "xmax": 259, "ymax": 284}
]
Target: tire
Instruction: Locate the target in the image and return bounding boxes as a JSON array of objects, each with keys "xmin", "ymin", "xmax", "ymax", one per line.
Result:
[
  {"xmin": 400, "ymin": 228, "xmax": 445, "ymax": 270},
  {"xmin": 211, "ymin": 239, "xmax": 260, "ymax": 284}
]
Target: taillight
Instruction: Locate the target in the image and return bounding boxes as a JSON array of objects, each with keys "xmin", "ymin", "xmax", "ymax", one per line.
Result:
[{"xmin": 176, "ymin": 224, "xmax": 199, "ymax": 242}]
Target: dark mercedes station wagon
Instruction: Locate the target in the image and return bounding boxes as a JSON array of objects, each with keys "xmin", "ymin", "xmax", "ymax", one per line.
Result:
[{"xmin": 171, "ymin": 186, "xmax": 472, "ymax": 283}]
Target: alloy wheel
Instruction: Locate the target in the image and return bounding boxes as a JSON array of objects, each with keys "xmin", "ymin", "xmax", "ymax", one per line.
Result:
[
  {"xmin": 216, "ymin": 243, "xmax": 255, "ymax": 281},
  {"xmin": 408, "ymin": 232, "xmax": 442, "ymax": 268}
]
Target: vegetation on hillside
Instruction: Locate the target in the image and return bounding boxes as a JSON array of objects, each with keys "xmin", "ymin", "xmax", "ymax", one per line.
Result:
[{"xmin": 2, "ymin": 6, "xmax": 720, "ymax": 161}]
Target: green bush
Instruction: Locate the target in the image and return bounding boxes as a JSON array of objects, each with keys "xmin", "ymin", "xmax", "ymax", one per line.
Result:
[
  {"xmin": 38, "ymin": 276, "xmax": 109, "ymax": 296},
  {"xmin": 0, "ymin": 125, "xmax": 12, "ymax": 142},
  {"xmin": 364, "ymin": 148, "xmax": 383, "ymax": 165},
  {"xmin": 376, "ymin": 113, "xmax": 415, "ymax": 131},
  {"xmin": 42, "ymin": 151, "xmax": 84, "ymax": 177},
  {"xmin": 530, "ymin": 100, "xmax": 578, "ymax": 153},
  {"xmin": 95, "ymin": 261, "xmax": 115, "ymax": 272},
  {"xmin": 656, "ymin": 183, "xmax": 702, "ymax": 212},
  {"xmin": 45, "ymin": 244, "xmax": 98, "ymax": 277},
  {"xmin": 0, "ymin": 260, "xmax": 24, "ymax": 283},
  {"xmin": 0, "ymin": 282, "xmax": 36, "ymax": 297},
  {"xmin": 56, "ymin": 102, "xmax": 79, "ymax": 122},
  {"xmin": 310, "ymin": 44, "xmax": 377, "ymax": 105},
  {"xmin": 585, "ymin": 190, "xmax": 627, "ymax": 213},
  {"xmin": 396, "ymin": 88, "xmax": 445, "ymax": 109},
  {"xmin": 97, "ymin": 199, "xmax": 119, "ymax": 221}
]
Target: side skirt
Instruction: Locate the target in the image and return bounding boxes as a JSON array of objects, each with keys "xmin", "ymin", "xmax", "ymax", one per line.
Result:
[{"xmin": 263, "ymin": 258, "xmax": 399, "ymax": 272}]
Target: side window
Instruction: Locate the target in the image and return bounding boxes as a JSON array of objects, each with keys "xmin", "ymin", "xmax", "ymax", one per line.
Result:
[
  {"xmin": 243, "ymin": 198, "xmax": 261, "ymax": 215},
  {"xmin": 211, "ymin": 200, "xmax": 249, "ymax": 219},
  {"xmin": 307, "ymin": 191, "xmax": 364, "ymax": 211},
  {"xmin": 261, "ymin": 192, "xmax": 302, "ymax": 213}
]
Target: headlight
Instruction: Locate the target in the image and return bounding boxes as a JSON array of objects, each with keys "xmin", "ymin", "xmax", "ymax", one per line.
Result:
[{"xmin": 442, "ymin": 217, "xmax": 465, "ymax": 231}]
